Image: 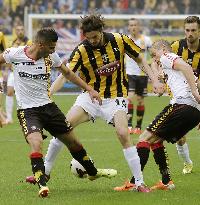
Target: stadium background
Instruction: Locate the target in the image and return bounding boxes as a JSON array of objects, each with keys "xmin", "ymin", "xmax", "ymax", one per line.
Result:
[{"xmin": 1, "ymin": 0, "xmax": 199, "ymax": 93}]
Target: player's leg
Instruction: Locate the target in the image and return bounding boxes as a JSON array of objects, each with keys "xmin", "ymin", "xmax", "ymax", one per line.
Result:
[
  {"xmin": 17, "ymin": 108, "xmax": 49, "ymax": 197},
  {"xmin": 5, "ymin": 72, "xmax": 14, "ymax": 124},
  {"xmin": 176, "ymin": 136, "xmax": 193, "ymax": 174},
  {"xmin": 132, "ymin": 76, "xmax": 148, "ymax": 134},
  {"xmin": 56, "ymin": 124, "xmax": 117, "ymax": 180},
  {"xmin": 113, "ymin": 110, "xmax": 149, "ymax": 192},
  {"xmin": 127, "ymin": 91, "xmax": 135, "ymax": 133},
  {"xmin": 44, "ymin": 105, "xmax": 90, "ymax": 176},
  {"xmin": 127, "ymin": 75, "xmax": 136, "ymax": 134}
]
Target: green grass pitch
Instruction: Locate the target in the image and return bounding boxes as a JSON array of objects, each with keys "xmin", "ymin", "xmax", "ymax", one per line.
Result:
[{"xmin": 0, "ymin": 95, "xmax": 200, "ymax": 205}]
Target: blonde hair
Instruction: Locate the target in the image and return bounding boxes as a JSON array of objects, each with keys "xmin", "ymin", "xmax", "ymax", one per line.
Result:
[{"xmin": 152, "ymin": 39, "xmax": 172, "ymax": 52}]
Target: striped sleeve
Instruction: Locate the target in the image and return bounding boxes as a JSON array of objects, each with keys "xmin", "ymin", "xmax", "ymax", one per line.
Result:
[
  {"xmin": 69, "ymin": 47, "xmax": 82, "ymax": 72},
  {"xmin": 121, "ymin": 34, "xmax": 141, "ymax": 59},
  {"xmin": 171, "ymin": 41, "xmax": 179, "ymax": 54}
]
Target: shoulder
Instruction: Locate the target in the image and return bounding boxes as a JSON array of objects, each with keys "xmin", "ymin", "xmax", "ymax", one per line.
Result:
[
  {"xmin": 5, "ymin": 46, "xmax": 24, "ymax": 55},
  {"xmin": 171, "ymin": 39, "xmax": 186, "ymax": 48},
  {"xmin": 160, "ymin": 53, "xmax": 180, "ymax": 68}
]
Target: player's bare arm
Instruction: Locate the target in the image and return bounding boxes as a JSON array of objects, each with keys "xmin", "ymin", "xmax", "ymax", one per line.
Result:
[
  {"xmin": 174, "ymin": 58, "xmax": 200, "ymax": 103},
  {"xmin": 56, "ymin": 63, "xmax": 102, "ymax": 105},
  {"xmin": 50, "ymin": 73, "xmax": 67, "ymax": 95},
  {"xmin": 0, "ymin": 53, "xmax": 6, "ymax": 66},
  {"xmin": 136, "ymin": 53, "xmax": 165, "ymax": 95}
]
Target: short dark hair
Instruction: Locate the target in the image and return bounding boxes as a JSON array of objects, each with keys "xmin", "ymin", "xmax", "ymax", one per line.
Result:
[
  {"xmin": 80, "ymin": 13, "xmax": 105, "ymax": 34},
  {"xmin": 184, "ymin": 16, "xmax": 200, "ymax": 28},
  {"xmin": 35, "ymin": 28, "xmax": 58, "ymax": 43}
]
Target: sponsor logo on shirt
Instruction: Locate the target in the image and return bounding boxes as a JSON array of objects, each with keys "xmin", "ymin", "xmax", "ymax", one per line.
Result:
[{"xmin": 18, "ymin": 72, "xmax": 50, "ymax": 80}]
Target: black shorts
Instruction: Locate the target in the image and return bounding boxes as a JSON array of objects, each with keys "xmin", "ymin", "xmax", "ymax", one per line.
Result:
[
  {"xmin": 147, "ymin": 104, "xmax": 200, "ymax": 144},
  {"xmin": 127, "ymin": 75, "xmax": 148, "ymax": 96},
  {"xmin": 17, "ymin": 102, "xmax": 73, "ymax": 138}
]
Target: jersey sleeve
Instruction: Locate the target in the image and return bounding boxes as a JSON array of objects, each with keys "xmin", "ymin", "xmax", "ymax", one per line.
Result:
[
  {"xmin": 3, "ymin": 47, "xmax": 18, "ymax": 63},
  {"xmin": 50, "ymin": 52, "xmax": 62, "ymax": 67},
  {"xmin": 68, "ymin": 47, "xmax": 82, "ymax": 72},
  {"xmin": 160, "ymin": 53, "xmax": 180, "ymax": 69},
  {"xmin": 171, "ymin": 41, "xmax": 179, "ymax": 54},
  {"xmin": 122, "ymin": 34, "xmax": 141, "ymax": 59}
]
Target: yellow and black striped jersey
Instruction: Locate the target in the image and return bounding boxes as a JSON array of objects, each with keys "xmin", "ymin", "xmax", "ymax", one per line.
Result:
[
  {"xmin": 12, "ymin": 36, "xmax": 32, "ymax": 47},
  {"xmin": 171, "ymin": 39, "xmax": 200, "ymax": 78},
  {"xmin": 69, "ymin": 32, "xmax": 141, "ymax": 98},
  {"xmin": 0, "ymin": 32, "xmax": 6, "ymax": 53}
]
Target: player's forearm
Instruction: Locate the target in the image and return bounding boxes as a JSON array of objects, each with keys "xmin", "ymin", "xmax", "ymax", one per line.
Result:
[
  {"xmin": 59, "ymin": 66, "xmax": 92, "ymax": 92},
  {"xmin": 50, "ymin": 73, "xmax": 67, "ymax": 95},
  {"xmin": 182, "ymin": 66, "xmax": 198, "ymax": 93}
]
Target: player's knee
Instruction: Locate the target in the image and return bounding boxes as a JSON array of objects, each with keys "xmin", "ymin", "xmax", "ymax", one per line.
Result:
[
  {"xmin": 51, "ymin": 137, "xmax": 63, "ymax": 148},
  {"xmin": 116, "ymin": 127, "xmax": 128, "ymax": 141}
]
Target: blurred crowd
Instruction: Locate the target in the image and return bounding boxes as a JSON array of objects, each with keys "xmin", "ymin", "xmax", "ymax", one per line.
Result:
[{"xmin": 0, "ymin": 0, "xmax": 199, "ymax": 34}]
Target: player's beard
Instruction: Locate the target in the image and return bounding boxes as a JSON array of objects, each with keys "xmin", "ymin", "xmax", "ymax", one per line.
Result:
[{"xmin": 187, "ymin": 36, "xmax": 197, "ymax": 44}]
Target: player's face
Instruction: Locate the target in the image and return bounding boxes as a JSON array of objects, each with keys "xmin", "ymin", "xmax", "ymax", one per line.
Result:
[
  {"xmin": 39, "ymin": 42, "xmax": 56, "ymax": 57},
  {"xmin": 15, "ymin": 26, "xmax": 25, "ymax": 39},
  {"xmin": 84, "ymin": 31, "xmax": 103, "ymax": 47},
  {"xmin": 128, "ymin": 20, "xmax": 140, "ymax": 36},
  {"xmin": 150, "ymin": 48, "xmax": 164, "ymax": 63},
  {"xmin": 184, "ymin": 22, "xmax": 200, "ymax": 44}
]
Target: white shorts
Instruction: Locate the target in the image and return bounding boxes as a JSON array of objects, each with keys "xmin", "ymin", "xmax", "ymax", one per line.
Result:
[
  {"xmin": 7, "ymin": 72, "xmax": 14, "ymax": 87},
  {"xmin": 73, "ymin": 92, "xmax": 128, "ymax": 124}
]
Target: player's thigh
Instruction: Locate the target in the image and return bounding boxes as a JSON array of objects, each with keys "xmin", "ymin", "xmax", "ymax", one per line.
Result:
[
  {"xmin": 101, "ymin": 97, "xmax": 128, "ymax": 125},
  {"xmin": 17, "ymin": 108, "xmax": 43, "ymax": 138},
  {"xmin": 66, "ymin": 105, "xmax": 90, "ymax": 127},
  {"xmin": 71, "ymin": 92, "xmax": 99, "ymax": 122}
]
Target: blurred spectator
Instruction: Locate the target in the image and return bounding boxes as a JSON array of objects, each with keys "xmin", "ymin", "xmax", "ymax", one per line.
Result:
[
  {"xmin": 168, "ymin": 0, "xmax": 179, "ymax": 14},
  {"xmin": 126, "ymin": 0, "xmax": 141, "ymax": 14},
  {"xmin": 142, "ymin": 0, "xmax": 157, "ymax": 14},
  {"xmin": 45, "ymin": 2, "xmax": 58, "ymax": 14},
  {"xmin": 113, "ymin": 1, "xmax": 124, "ymax": 14},
  {"xmin": 88, "ymin": 0, "xmax": 97, "ymax": 13},
  {"xmin": 179, "ymin": 0, "xmax": 196, "ymax": 14},
  {"xmin": 0, "ymin": 8, "xmax": 12, "ymax": 34},
  {"xmin": 98, "ymin": 0, "xmax": 112, "ymax": 14},
  {"xmin": 72, "ymin": 0, "xmax": 88, "ymax": 14},
  {"xmin": 58, "ymin": 0, "xmax": 73, "ymax": 13},
  {"xmin": 156, "ymin": 0, "xmax": 169, "ymax": 14},
  {"xmin": 14, "ymin": 0, "xmax": 26, "ymax": 22}
]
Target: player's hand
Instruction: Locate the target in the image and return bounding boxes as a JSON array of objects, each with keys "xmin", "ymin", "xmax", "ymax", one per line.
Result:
[
  {"xmin": 152, "ymin": 81, "xmax": 165, "ymax": 96},
  {"xmin": 88, "ymin": 89, "xmax": 102, "ymax": 105}
]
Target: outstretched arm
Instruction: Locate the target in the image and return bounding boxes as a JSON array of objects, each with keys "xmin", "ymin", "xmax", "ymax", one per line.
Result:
[
  {"xmin": 174, "ymin": 58, "xmax": 200, "ymax": 103},
  {"xmin": 0, "ymin": 53, "xmax": 6, "ymax": 66},
  {"xmin": 135, "ymin": 54, "xmax": 165, "ymax": 95},
  {"xmin": 56, "ymin": 63, "xmax": 102, "ymax": 105},
  {"xmin": 50, "ymin": 73, "xmax": 67, "ymax": 95}
]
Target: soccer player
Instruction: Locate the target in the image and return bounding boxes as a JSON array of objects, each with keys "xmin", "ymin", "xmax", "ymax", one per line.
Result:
[
  {"xmin": 0, "ymin": 27, "xmax": 117, "ymax": 197},
  {"xmin": 0, "ymin": 30, "xmax": 6, "ymax": 125},
  {"xmin": 26, "ymin": 13, "xmax": 164, "ymax": 193},
  {"xmin": 171, "ymin": 15, "xmax": 200, "ymax": 174},
  {"xmin": 5, "ymin": 24, "xmax": 32, "ymax": 124},
  {"xmin": 116, "ymin": 39, "xmax": 200, "ymax": 191},
  {"xmin": 126, "ymin": 18, "xmax": 152, "ymax": 134}
]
